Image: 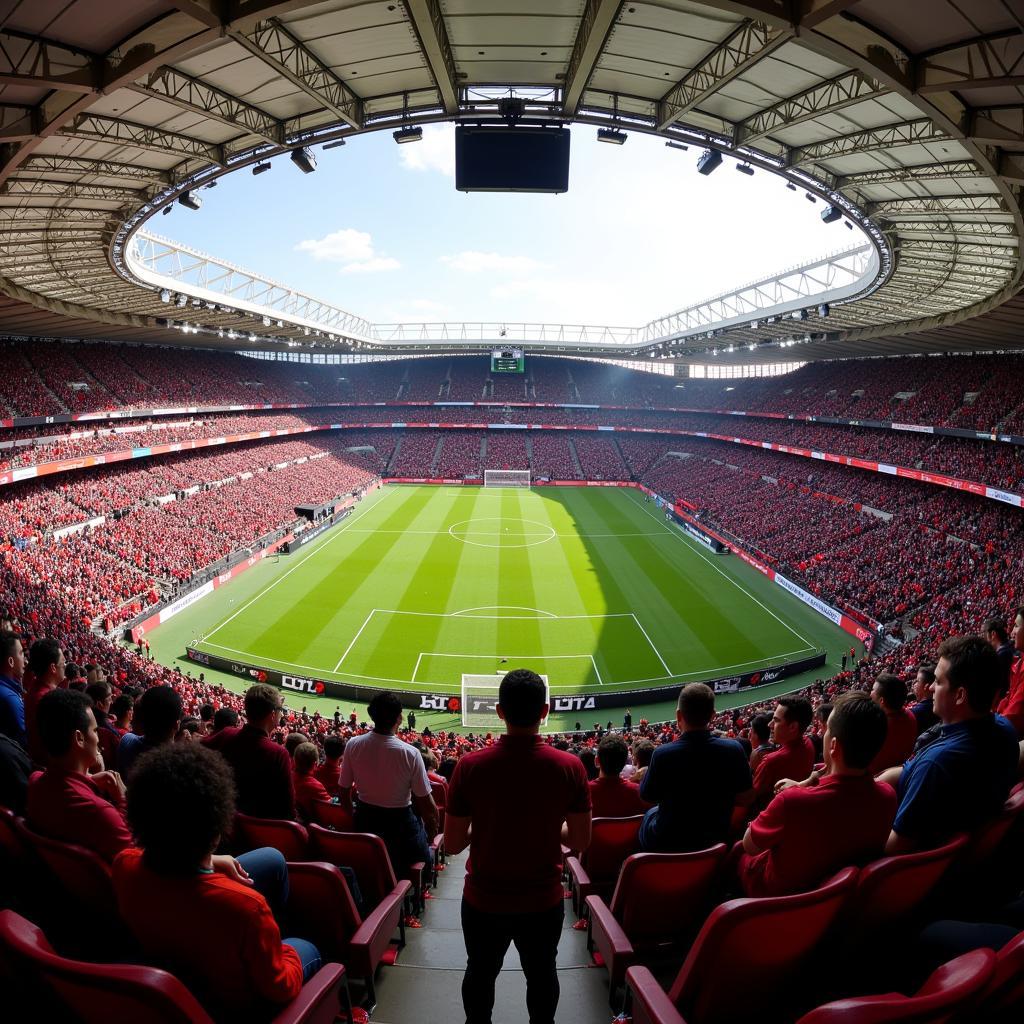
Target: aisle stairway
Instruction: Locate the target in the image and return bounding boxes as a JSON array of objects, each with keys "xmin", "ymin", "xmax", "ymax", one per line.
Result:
[{"xmin": 369, "ymin": 850, "xmax": 613, "ymax": 1023}]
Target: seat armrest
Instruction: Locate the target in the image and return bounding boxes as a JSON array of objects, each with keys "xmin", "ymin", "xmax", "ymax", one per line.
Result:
[
  {"xmin": 587, "ymin": 894, "xmax": 635, "ymax": 987},
  {"xmin": 565, "ymin": 856, "xmax": 591, "ymax": 917},
  {"xmin": 271, "ymin": 963, "xmax": 346, "ymax": 1024},
  {"xmin": 625, "ymin": 966, "xmax": 688, "ymax": 1024},
  {"xmin": 348, "ymin": 883, "xmax": 409, "ymax": 978}
]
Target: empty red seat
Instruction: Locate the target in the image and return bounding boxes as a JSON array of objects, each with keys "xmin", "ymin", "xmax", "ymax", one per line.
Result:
[
  {"xmin": 625, "ymin": 867, "xmax": 858, "ymax": 1024},
  {"xmin": 588, "ymin": 845, "xmax": 727, "ymax": 1004},
  {"xmin": 565, "ymin": 814, "xmax": 643, "ymax": 918},
  {"xmin": 0, "ymin": 908, "xmax": 348, "ymax": 1024},
  {"xmin": 233, "ymin": 813, "xmax": 310, "ymax": 861},
  {"xmin": 977, "ymin": 931, "xmax": 1024, "ymax": 1020},
  {"xmin": 795, "ymin": 948, "xmax": 996, "ymax": 1023}
]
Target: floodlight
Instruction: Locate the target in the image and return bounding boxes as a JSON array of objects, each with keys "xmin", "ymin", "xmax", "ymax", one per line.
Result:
[
  {"xmin": 393, "ymin": 127, "xmax": 423, "ymax": 144},
  {"xmin": 820, "ymin": 204, "xmax": 842, "ymax": 223},
  {"xmin": 252, "ymin": 161, "xmax": 271, "ymax": 175},
  {"xmin": 322, "ymin": 139, "xmax": 347, "ymax": 150},
  {"xmin": 817, "ymin": 303, "xmax": 830, "ymax": 317},
  {"xmin": 792, "ymin": 309, "xmax": 809, "ymax": 320},
  {"xmin": 176, "ymin": 293, "xmax": 188, "ymax": 307},
  {"xmin": 665, "ymin": 141, "xmax": 689, "ymax": 151},
  {"xmin": 697, "ymin": 149, "xmax": 722, "ymax": 175},
  {"xmin": 159, "ymin": 289, "xmax": 171, "ymax": 303},
  {"xmin": 597, "ymin": 127, "xmax": 627, "ymax": 145},
  {"xmin": 804, "ymin": 192, "xmax": 816, "ymax": 202},
  {"xmin": 290, "ymin": 147, "xmax": 317, "ymax": 173},
  {"xmin": 736, "ymin": 163, "xmax": 754, "ymax": 175},
  {"xmin": 161, "ymin": 205, "xmax": 172, "ymax": 215},
  {"xmin": 178, "ymin": 191, "xmax": 202, "ymax": 211},
  {"xmin": 786, "ymin": 182, "xmax": 797, "ymax": 191}
]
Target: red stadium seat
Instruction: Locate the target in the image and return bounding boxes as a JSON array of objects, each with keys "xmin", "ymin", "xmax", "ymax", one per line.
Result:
[
  {"xmin": 587, "ymin": 845, "xmax": 727, "ymax": 1004},
  {"xmin": 310, "ymin": 801, "xmax": 354, "ymax": 833},
  {"xmin": 565, "ymin": 814, "xmax": 643, "ymax": 918},
  {"xmin": 284, "ymin": 861, "xmax": 407, "ymax": 1011},
  {"xmin": 233, "ymin": 813, "xmax": 310, "ymax": 861},
  {"xmin": 0, "ymin": 909, "xmax": 348, "ymax": 1024},
  {"xmin": 794, "ymin": 948, "xmax": 996, "ymax": 1024},
  {"xmin": 625, "ymin": 867, "xmax": 858, "ymax": 1024},
  {"xmin": 977, "ymin": 931, "xmax": 1024, "ymax": 1021}
]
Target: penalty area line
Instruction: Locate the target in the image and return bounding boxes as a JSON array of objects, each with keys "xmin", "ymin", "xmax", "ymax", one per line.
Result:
[{"xmin": 333, "ymin": 609, "xmax": 377, "ymax": 672}]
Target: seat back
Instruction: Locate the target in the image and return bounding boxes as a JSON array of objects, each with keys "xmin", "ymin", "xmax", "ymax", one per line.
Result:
[
  {"xmin": 285, "ymin": 861, "xmax": 362, "ymax": 959},
  {"xmin": 962, "ymin": 788, "xmax": 1024, "ymax": 869},
  {"xmin": 311, "ymin": 801, "xmax": 354, "ymax": 832},
  {"xmin": 979, "ymin": 931, "xmax": 1024, "ymax": 1017},
  {"xmin": 308, "ymin": 825, "xmax": 398, "ymax": 910},
  {"xmin": 233, "ymin": 812, "xmax": 309, "ymax": 860},
  {"xmin": 0, "ymin": 909, "xmax": 215, "ymax": 1024},
  {"xmin": 848, "ymin": 834, "xmax": 968, "ymax": 938},
  {"xmin": 610, "ymin": 846, "xmax": 727, "ymax": 948},
  {"xmin": 671, "ymin": 867, "xmax": 858, "ymax": 1024},
  {"xmin": 796, "ymin": 948, "xmax": 996, "ymax": 1024},
  {"xmin": 14, "ymin": 818, "xmax": 117, "ymax": 919},
  {"xmin": 430, "ymin": 780, "xmax": 447, "ymax": 831},
  {"xmin": 580, "ymin": 815, "xmax": 643, "ymax": 895}
]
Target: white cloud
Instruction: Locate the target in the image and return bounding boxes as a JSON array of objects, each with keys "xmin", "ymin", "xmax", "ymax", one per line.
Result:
[
  {"xmin": 441, "ymin": 251, "xmax": 546, "ymax": 274},
  {"xmin": 399, "ymin": 124, "xmax": 456, "ymax": 177},
  {"xmin": 294, "ymin": 229, "xmax": 399, "ymax": 274},
  {"xmin": 341, "ymin": 256, "xmax": 402, "ymax": 274}
]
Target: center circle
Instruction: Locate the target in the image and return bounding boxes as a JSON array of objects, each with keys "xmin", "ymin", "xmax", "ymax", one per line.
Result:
[{"xmin": 448, "ymin": 516, "xmax": 556, "ymax": 549}]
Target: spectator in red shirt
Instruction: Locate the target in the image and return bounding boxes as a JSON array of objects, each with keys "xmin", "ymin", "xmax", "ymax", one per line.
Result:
[
  {"xmin": 113, "ymin": 743, "xmax": 322, "ymax": 1022},
  {"xmin": 751, "ymin": 697, "xmax": 815, "ymax": 812},
  {"xmin": 589, "ymin": 734, "xmax": 649, "ymax": 818},
  {"xmin": 110, "ymin": 692, "xmax": 134, "ymax": 736},
  {"xmin": 312, "ymin": 733, "xmax": 344, "ymax": 797},
  {"xmin": 445, "ymin": 669, "xmax": 592, "ymax": 1024},
  {"xmin": 738, "ymin": 691, "xmax": 897, "ymax": 896},
  {"xmin": 996, "ymin": 608, "xmax": 1024, "ymax": 736},
  {"xmin": 868, "ymin": 673, "xmax": 919, "ymax": 773},
  {"xmin": 23, "ymin": 638, "xmax": 65, "ymax": 765},
  {"xmin": 205, "ymin": 684, "xmax": 295, "ymax": 820},
  {"xmin": 292, "ymin": 742, "xmax": 330, "ymax": 823},
  {"xmin": 26, "ymin": 688, "xmax": 131, "ymax": 863}
]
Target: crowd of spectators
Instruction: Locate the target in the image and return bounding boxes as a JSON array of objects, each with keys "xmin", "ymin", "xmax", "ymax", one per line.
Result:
[{"xmin": 435, "ymin": 432, "xmax": 482, "ymax": 479}]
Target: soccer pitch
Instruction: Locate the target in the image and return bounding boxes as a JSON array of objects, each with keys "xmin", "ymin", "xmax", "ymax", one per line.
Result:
[{"xmin": 184, "ymin": 484, "xmax": 844, "ymax": 697}]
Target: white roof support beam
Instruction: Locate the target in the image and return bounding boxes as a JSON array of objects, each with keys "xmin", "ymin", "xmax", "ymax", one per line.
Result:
[
  {"xmin": 790, "ymin": 119, "xmax": 947, "ymax": 165},
  {"xmin": 657, "ymin": 20, "xmax": 791, "ymax": 131},
  {"xmin": 228, "ymin": 19, "xmax": 363, "ymax": 130},
  {"xmin": 837, "ymin": 161, "xmax": 982, "ymax": 187},
  {"xmin": 65, "ymin": 113, "xmax": 225, "ymax": 164},
  {"xmin": 403, "ymin": 0, "xmax": 459, "ymax": 115},
  {"xmin": 17, "ymin": 154, "xmax": 173, "ymax": 184},
  {"xmin": 562, "ymin": 0, "xmax": 622, "ymax": 116}
]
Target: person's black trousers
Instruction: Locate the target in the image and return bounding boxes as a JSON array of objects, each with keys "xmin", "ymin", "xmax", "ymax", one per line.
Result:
[{"xmin": 461, "ymin": 899, "xmax": 564, "ymax": 1024}]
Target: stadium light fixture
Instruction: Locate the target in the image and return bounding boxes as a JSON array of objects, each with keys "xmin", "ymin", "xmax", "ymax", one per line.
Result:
[
  {"xmin": 161, "ymin": 205, "xmax": 172, "ymax": 215},
  {"xmin": 159, "ymin": 289, "xmax": 171, "ymax": 303},
  {"xmin": 820, "ymin": 204, "xmax": 842, "ymax": 223},
  {"xmin": 322, "ymin": 139, "xmax": 346, "ymax": 150},
  {"xmin": 665, "ymin": 141, "xmax": 689, "ymax": 151},
  {"xmin": 804, "ymin": 192, "xmax": 817, "ymax": 203},
  {"xmin": 736, "ymin": 163, "xmax": 754, "ymax": 175},
  {"xmin": 178, "ymin": 191, "xmax": 202, "ymax": 211},
  {"xmin": 697, "ymin": 149, "xmax": 722, "ymax": 175},
  {"xmin": 393, "ymin": 126, "xmax": 423, "ymax": 144},
  {"xmin": 252, "ymin": 161, "xmax": 271, "ymax": 175},
  {"xmin": 817, "ymin": 303, "xmax": 830, "ymax": 318},
  {"xmin": 786, "ymin": 182, "xmax": 798, "ymax": 191},
  {"xmin": 845, "ymin": 220, "xmax": 855, "ymax": 230},
  {"xmin": 290, "ymin": 147, "xmax": 317, "ymax": 173},
  {"xmin": 597, "ymin": 127, "xmax": 627, "ymax": 145},
  {"xmin": 792, "ymin": 309, "xmax": 809, "ymax": 321},
  {"xmin": 176, "ymin": 293, "xmax": 188, "ymax": 307}
]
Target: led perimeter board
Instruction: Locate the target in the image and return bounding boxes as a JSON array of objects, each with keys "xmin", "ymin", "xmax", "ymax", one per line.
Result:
[{"xmin": 491, "ymin": 348, "xmax": 525, "ymax": 373}]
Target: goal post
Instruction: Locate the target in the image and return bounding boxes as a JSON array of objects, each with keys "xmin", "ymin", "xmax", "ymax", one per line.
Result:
[
  {"xmin": 461, "ymin": 672, "xmax": 548, "ymax": 729},
  {"xmin": 484, "ymin": 469, "xmax": 531, "ymax": 488}
]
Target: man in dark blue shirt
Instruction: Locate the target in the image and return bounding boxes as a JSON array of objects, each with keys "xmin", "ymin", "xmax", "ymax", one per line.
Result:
[
  {"xmin": 0, "ymin": 633, "xmax": 27, "ymax": 749},
  {"xmin": 880, "ymin": 636, "xmax": 1019, "ymax": 855},
  {"xmin": 639, "ymin": 683, "xmax": 752, "ymax": 852},
  {"xmin": 908, "ymin": 664, "xmax": 938, "ymax": 736}
]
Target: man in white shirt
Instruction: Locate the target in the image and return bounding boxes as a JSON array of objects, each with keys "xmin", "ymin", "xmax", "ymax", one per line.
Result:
[{"xmin": 339, "ymin": 691, "xmax": 438, "ymax": 877}]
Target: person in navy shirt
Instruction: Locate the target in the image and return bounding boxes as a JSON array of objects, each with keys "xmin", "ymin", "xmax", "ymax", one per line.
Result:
[
  {"xmin": 0, "ymin": 633, "xmax": 27, "ymax": 749},
  {"xmin": 879, "ymin": 636, "xmax": 1019, "ymax": 855},
  {"xmin": 639, "ymin": 683, "xmax": 752, "ymax": 852},
  {"xmin": 908, "ymin": 664, "xmax": 938, "ymax": 735}
]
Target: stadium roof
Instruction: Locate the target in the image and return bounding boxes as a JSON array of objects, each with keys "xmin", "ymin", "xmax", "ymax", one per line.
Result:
[{"xmin": 0, "ymin": 0, "xmax": 1023, "ymax": 364}]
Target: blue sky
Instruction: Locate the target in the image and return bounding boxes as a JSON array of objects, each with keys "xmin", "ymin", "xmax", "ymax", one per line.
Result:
[{"xmin": 159, "ymin": 124, "xmax": 861, "ymax": 327}]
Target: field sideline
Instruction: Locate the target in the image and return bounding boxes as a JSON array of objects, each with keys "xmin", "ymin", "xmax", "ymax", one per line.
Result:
[{"xmin": 179, "ymin": 485, "xmax": 846, "ymax": 702}]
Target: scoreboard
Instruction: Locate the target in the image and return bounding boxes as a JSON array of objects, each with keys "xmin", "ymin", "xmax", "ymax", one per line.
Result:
[{"xmin": 491, "ymin": 347, "xmax": 525, "ymax": 373}]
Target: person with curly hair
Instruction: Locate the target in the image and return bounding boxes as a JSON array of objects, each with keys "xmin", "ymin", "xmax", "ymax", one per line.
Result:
[{"xmin": 112, "ymin": 743, "xmax": 322, "ymax": 1021}]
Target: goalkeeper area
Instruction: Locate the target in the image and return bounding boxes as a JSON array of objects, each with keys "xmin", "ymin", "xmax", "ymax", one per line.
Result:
[
  {"xmin": 158, "ymin": 484, "xmax": 853, "ymax": 724},
  {"xmin": 484, "ymin": 468, "xmax": 530, "ymax": 487}
]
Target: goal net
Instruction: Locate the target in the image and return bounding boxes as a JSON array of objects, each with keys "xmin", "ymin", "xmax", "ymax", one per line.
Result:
[
  {"xmin": 461, "ymin": 672, "xmax": 549, "ymax": 729},
  {"xmin": 484, "ymin": 469, "xmax": 531, "ymax": 488}
]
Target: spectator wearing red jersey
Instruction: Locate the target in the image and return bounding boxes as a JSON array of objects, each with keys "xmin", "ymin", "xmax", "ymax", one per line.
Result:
[
  {"xmin": 205, "ymin": 684, "xmax": 295, "ymax": 820},
  {"xmin": 26, "ymin": 688, "xmax": 131, "ymax": 863},
  {"xmin": 113, "ymin": 743, "xmax": 322, "ymax": 1022},
  {"xmin": 868, "ymin": 673, "xmax": 918, "ymax": 774},
  {"xmin": 110, "ymin": 693, "xmax": 134, "ymax": 736},
  {"xmin": 738, "ymin": 691, "xmax": 897, "ymax": 897},
  {"xmin": 292, "ymin": 742, "xmax": 330, "ymax": 823},
  {"xmin": 312, "ymin": 733, "xmax": 344, "ymax": 797},
  {"xmin": 589, "ymin": 734, "xmax": 649, "ymax": 818},
  {"xmin": 23, "ymin": 638, "xmax": 65, "ymax": 765},
  {"xmin": 996, "ymin": 608, "xmax": 1024, "ymax": 736},
  {"xmin": 751, "ymin": 697, "xmax": 815, "ymax": 812},
  {"xmin": 445, "ymin": 670, "xmax": 591, "ymax": 1024}
]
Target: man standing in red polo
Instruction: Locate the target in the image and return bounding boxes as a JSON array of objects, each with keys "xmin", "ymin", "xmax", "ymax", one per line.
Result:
[{"xmin": 445, "ymin": 670, "xmax": 592, "ymax": 1024}]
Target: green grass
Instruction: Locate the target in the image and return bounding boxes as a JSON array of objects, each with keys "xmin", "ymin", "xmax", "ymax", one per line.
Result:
[{"xmin": 146, "ymin": 485, "xmax": 855, "ymax": 729}]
